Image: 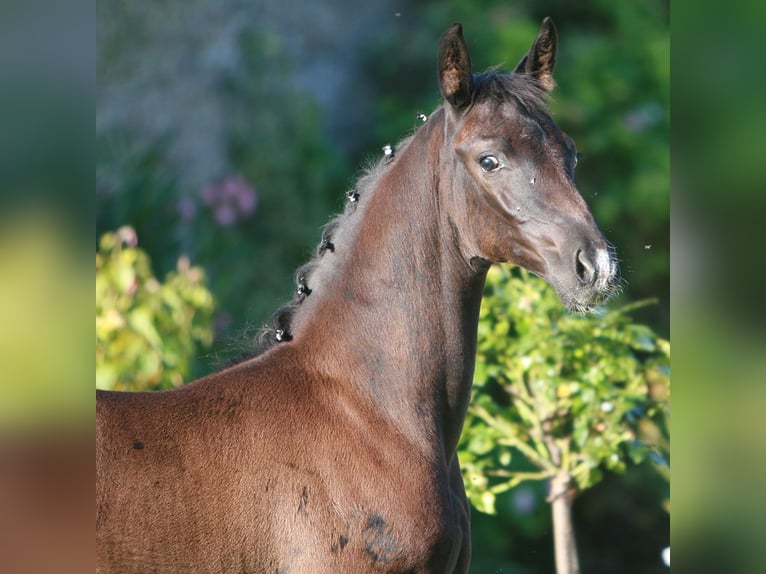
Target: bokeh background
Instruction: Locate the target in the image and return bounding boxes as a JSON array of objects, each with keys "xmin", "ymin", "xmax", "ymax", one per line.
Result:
[
  {"xmin": 95, "ymin": 1, "xmax": 669, "ymax": 572},
  {"xmin": 96, "ymin": 0, "xmax": 670, "ymax": 349}
]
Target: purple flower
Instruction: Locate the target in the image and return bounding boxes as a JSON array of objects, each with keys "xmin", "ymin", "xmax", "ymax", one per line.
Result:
[
  {"xmin": 177, "ymin": 196, "xmax": 197, "ymax": 222},
  {"xmin": 214, "ymin": 203, "xmax": 237, "ymax": 227},
  {"xmin": 200, "ymin": 175, "xmax": 258, "ymax": 227}
]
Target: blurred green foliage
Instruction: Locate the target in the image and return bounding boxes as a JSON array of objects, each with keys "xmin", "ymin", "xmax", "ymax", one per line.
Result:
[
  {"xmin": 0, "ymin": 210, "xmax": 91, "ymax": 434},
  {"xmin": 458, "ymin": 265, "xmax": 670, "ymax": 512},
  {"xmin": 97, "ymin": 31, "xmax": 348, "ymax": 359},
  {"xmin": 96, "ymin": 227, "xmax": 215, "ymax": 391}
]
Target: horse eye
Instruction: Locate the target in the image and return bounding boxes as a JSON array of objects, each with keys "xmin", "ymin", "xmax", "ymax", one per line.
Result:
[
  {"xmin": 574, "ymin": 153, "xmax": 581, "ymax": 168},
  {"xmin": 479, "ymin": 155, "xmax": 501, "ymax": 173}
]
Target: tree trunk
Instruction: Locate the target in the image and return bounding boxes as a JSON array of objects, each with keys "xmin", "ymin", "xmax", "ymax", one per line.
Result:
[{"xmin": 550, "ymin": 472, "xmax": 580, "ymax": 574}]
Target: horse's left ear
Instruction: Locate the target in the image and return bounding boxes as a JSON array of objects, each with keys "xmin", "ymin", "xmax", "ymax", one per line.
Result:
[
  {"xmin": 514, "ymin": 17, "xmax": 558, "ymax": 92},
  {"xmin": 438, "ymin": 23, "xmax": 473, "ymax": 110}
]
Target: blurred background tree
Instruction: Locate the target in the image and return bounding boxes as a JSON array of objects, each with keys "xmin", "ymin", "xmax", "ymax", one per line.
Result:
[
  {"xmin": 459, "ymin": 266, "xmax": 669, "ymax": 572},
  {"xmin": 96, "ymin": 226, "xmax": 215, "ymax": 391},
  {"xmin": 97, "ymin": 0, "xmax": 668, "ymax": 571}
]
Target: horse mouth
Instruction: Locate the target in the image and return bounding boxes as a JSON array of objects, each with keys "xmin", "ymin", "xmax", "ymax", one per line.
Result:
[{"xmin": 560, "ymin": 287, "xmax": 616, "ymax": 313}]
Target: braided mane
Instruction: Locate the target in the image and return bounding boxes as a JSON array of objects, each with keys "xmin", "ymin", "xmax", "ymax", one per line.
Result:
[{"xmin": 252, "ymin": 71, "xmax": 549, "ymax": 355}]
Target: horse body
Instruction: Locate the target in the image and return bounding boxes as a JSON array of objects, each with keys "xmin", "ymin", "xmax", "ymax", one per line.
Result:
[
  {"xmin": 97, "ymin": 20, "xmax": 618, "ymax": 573},
  {"xmin": 97, "ymin": 350, "xmax": 468, "ymax": 573}
]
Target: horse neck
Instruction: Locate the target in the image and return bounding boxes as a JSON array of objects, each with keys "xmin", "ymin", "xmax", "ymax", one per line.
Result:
[{"xmin": 293, "ymin": 110, "xmax": 487, "ymax": 461}]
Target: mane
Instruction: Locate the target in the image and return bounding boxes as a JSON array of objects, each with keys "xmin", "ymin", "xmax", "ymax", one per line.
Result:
[
  {"xmin": 239, "ymin": 68, "xmax": 549, "ymax": 359},
  {"xmin": 244, "ymin": 128, "xmax": 419, "ymax": 356}
]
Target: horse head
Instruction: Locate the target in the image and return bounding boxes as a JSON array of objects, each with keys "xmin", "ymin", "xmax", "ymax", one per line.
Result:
[{"xmin": 438, "ymin": 19, "xmax": 619, "ymax": 311}]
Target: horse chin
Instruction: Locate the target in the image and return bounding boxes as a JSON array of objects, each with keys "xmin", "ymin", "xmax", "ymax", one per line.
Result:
[
  {"xmin": 556, "ymin": 284, "xmax": 617, "ymax": 314},
  {"xmin": 561, "ymin": 295, "xmax": 598, "ymax": 314}
]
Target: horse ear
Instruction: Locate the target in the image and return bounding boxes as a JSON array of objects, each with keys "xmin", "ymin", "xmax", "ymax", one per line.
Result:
[
  {"xmin": 513, "ymin": 17, "xmax": 558, "ymax": 92},
  {"xmin": 438, "ymin": 23, "xmax": 473, "ymax": 110}
]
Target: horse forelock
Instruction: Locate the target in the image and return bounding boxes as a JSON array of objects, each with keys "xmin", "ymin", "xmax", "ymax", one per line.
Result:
[{"xmin": 470, "ymin": 70, "xmax": 551, "ymax": 119}]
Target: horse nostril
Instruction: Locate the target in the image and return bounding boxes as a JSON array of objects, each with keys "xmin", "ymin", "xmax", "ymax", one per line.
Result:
[{"xmin": 575, "ymin": 249, "xmax": 596, "ymax": 285}]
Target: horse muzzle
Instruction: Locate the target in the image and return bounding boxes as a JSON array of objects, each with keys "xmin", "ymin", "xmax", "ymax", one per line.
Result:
[{"xmin": 561, "ymin": 242, "xmax": 620, "ymax": 311}]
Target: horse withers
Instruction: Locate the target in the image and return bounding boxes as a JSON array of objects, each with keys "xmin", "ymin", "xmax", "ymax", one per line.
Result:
[{"xmin": 97, "ymin": 18, "xmax": 618, "ymax": 573}]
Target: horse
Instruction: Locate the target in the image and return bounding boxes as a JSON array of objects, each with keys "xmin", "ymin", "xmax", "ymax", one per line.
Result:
[{"xmin": 97, "ymin": 18, "xmax": 618, "ymax": 573}]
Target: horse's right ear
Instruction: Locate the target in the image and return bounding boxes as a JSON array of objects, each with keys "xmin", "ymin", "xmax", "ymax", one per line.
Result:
[{"xmin": 438, "ymin": 23, "xmax": 473, "ymax": 110}]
